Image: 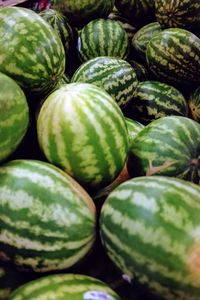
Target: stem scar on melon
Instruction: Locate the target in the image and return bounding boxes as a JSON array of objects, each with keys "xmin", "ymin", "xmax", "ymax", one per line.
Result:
[
  {"xmin": 187, "ymin": 239, "xmax": 200, "ymax": 287},
  {"xmin": 51, "ymin": 74, "xmax": 57, "ymax": 81},
  {"xmin": 146, "ymin": 160, "xmax": 177, "ymax": 176}
]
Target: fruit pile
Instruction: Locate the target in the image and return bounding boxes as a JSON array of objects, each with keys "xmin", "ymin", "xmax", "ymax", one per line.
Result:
[{"xmin": 0, "ymin": 1, "xmax": 200, "ymax": 299}]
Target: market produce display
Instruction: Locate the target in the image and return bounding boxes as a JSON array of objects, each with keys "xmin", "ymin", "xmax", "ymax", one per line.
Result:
[
  {"xmin": 132, "ymin": 22, "xmax": 162, "ymax": 61},
  {"xmin": 71, "ymin": 56, "xmax": 138, "ymax": 108},
  {"xmin": 39, "ymin": 8, "xmax": 74, "ymax": 55},
  {"xmin": 0, "ymin": 0, "xmax": 199, "ymax": 299},
  {"xmin": 129, "ymin": 80, "xmax": 188, "ymax": 123},
  {"xmin": 146, "ymin": 28, "xmax": 200, "ymax": 85}
]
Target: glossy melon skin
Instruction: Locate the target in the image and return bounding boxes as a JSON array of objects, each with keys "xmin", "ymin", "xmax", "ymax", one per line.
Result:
[
  {"xmin": 100, "ymin": 176, "xmax": 200, "ymax": 300},
  {"xmin": 129, "ymin": 80, "xmax": 188, "ymax": 123},
  {"xmin": 71, "ymin": 56, "xmax": 138, "ymax": 108},
  {"xmin": 37, "ymin": 83, "xmax": 129, "ymax": 191},
  {"xmin": 127, "ymin": 116, "xmax": 200, "ymax": 184},
  {"xmin": 146, "ymin": 28, "xmax": 200, "ymax": 85},
  {"xmin": 0, "ymin": 159, "xmax": 96, "ymax": 273},
  {"xmin": 0, "ymin": 7, "xmax": 65, "ymax": 95},
  {"xmin": 0, "ymin": 72, "xmax": 29, "ymax": 163}
]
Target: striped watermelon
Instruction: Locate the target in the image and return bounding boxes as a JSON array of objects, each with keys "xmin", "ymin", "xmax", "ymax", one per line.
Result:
[
  {"xmin": 39, "ymin": 8, "xmax": 74, "ymax": 55},
  {"xmin": 129, "ymin": 80, "xmax": 188, "ymax": 123},
  {"xmin": 132, "ymin": 22, "xmax": 162, "ymax": 61},
  {"xmin": 100, "ymin": 176, "xmax": 200, "ymax": 300},
  {"xmin": 53, "ymin": 0, "xmax": 114, "ymax": 27},
  {"xmin": 77, "ymin": 19, "xmax": 129, "ymax": 63},
  {"xmin": 37, "ymin": 83, "xmax": 129, "ymax": 191},
  {"xmin": 125, "ymin": 117, "xmax": 144, "ymax": 144},
  {"xmin": 155, "ymin": 0, "xmax": 200, "ymax": 31},
  {"xmin": 0, "ymin": 7, "xmax": 65, "ymax": 95},
  {"xmin": 71, "ymin": 57, "xmax": 138, "ymax": 108},
  {"xmin": 146, "ymin": 28, "xmax": 200, "ymax": 85},
  {"xmin": 92, "ymin": 118, "xmax": 143, "ymax": 201},
  {"xmin": 9, "ymin": 274, "xmax": 121, "ymax": 300},
  {"xmin": 0, "ymin": 159, "xmax": 96, "ymax": 272},
  {"xmin": 127, "ymin": 116, "xmax": 200, "ymax": 184},
  {"xmin": 0, "ymin": 72, "xmax": 29, "ymax": 163},
  {"xmin": 115, "ymin": 0, "xmax": 155, "ymax": 24},
  {"xmin": 188, "ymin": 86, "xmax": 200, "ymax": 123}
]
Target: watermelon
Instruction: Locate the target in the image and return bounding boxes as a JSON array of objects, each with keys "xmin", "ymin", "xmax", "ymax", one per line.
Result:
[
  {"xmin": 77, "ymin": 19, "xmax": 129, "ymax": 63},
  {"xmin": 155, "ymin": 0, "xmax": 200, "ymax": 31},
  {"xmin": 71, "ymin": 57, "xmax": 138, "ymax": 108},
  {"xmin": 37, "ymin": 83, "xmax": 129, "ymax": 191},
  {"xmin": 100, "ymin": 176, "xmax": 200, "ymax": 300},
  {"xmin": 132, "ymin": 22, "xmax": 162, "ymax": 61},
  {"xmin": 92, "ymin": 117, "xmax": 143, "ymax": 202},
  {"xmin": 0, "ymin": 72, "xmax": 29, "ymax": 163},
  {"xmin": 125, "ymin": 117, "xmax": 144, "ymax": 144},
  {"xmin": 9, "ymin": 273, "xmax": 121, "ymax": 300},
  {"xmin": 188, "ymin": 86, "xmax": 200, "ymax": 123},
  {"xmin": 115, "ymin": 0, "xmax": 155, "ymax": 24},
  {"xmin": 128, "ymin": 80, "xmax": 188, "ymax": 123},
  {"xmin": 52, "ymin": 0, "xmax": 115, "ymax": 27},
  {"xmin": 146, "ymin": 28, "xmax": 200, "ymax": 85},
  {"xmin": 0, "ymin": 159, "xmax": 96, "ymax": 272},
  {"xmin": 127, "ymin": 116, "xmax": 200, "ymax": 184},
  {"xmin": 0, "ymin": 7, "xmax": 65, "ymax": 95},
  {"xmin": 39, "ymin": 8, "xmax": 74, "ymax": 55}
]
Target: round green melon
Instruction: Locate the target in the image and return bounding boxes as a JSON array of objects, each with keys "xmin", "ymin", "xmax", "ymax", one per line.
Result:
[
  {"xmin": 132, "ymin": 22, "xmax": 162, "ymax": 61},
  {"xmin": 127, "ymin": 116, "xmax": 200, "ymax": 184},
  {"xmin": 9, "ymin": 273, "xmax": 121, "ymax": 300},
  {"xmin": 0, "ymin": 72, "xmax": 29, "ymax": 163},
  {"xmin": 100, "ymin": 176, "xmax": 200, "ymax": 300},
  {"xmin": 129, "ymin": 80, "xmax": 188, "ymax": 123},
  {"xmin": 53, "ymin": 0, "xmax": 115, "ymax": 27},
  {"xmin": 37, "ymin": 83, "xmax": 129, "ymax": 191},
  {"xmin": 39, "ymin": 8, "xmax": 74, "ymax": 55},
  {"xmin": 155, "ymin": 0, "xmax": 200, "ymax": 31},
  {"xmin": 71, "ymin": 56, "xmax": 138, "ymax": 108},
  {"xmin": 188, "ymin": 86, "xmax": 200, "ymax": 123},
  {"xmin": 0, "ymin": 7, "xmax": 65, "ymax": 95},
  {"xmin": 0, "ymin": 159, "xmax": 96, "ymax": 272},
  {"xmin": 146, "ymin": 28, "xmax": 200, "ymax": 85},
  {"xmin": 77, "ymin": 19, "xmax": 129, "ymax": 62}
]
